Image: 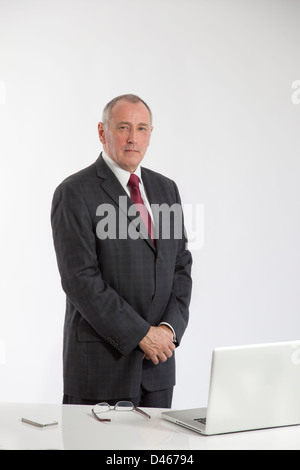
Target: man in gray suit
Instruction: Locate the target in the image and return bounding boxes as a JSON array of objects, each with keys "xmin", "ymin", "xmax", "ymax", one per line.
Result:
[{"xmin": 51, "ymin": 94, "xmax": 192, "ymax": 408}]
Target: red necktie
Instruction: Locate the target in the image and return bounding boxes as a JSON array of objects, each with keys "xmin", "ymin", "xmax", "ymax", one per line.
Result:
[{"xmin": 127, "ymin": 173, "xmax": 155, "ymax": 243}]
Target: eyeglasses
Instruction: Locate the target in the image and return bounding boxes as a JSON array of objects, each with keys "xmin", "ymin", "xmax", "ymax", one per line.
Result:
[{"xmin": 92, "ymin": 401, "xmax": 151, "ymax": 422}]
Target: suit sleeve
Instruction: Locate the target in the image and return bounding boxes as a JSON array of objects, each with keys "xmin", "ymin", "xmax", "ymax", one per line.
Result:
[
  {"xmin": 159, "ymin": 182, "xmax": 193, "ymax": 346},
  {"xmin": 51, "ymin": 181, "xmax": 150, "ymax": 355}
]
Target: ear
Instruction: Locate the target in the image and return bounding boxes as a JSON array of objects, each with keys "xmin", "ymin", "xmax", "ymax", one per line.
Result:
[{"xmin": 98, "ymin": 122, "xmax": 106, "ymax": 144}]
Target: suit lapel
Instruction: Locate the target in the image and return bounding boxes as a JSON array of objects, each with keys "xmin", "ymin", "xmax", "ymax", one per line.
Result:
[
  {"xmin": 141, "ymin": 166, "xmax": 162, "ymax": 221},
  {"xmin": 141, "ymin": 168, "xmax": 161, "ymax": 206},
  {"xmin": 141, "ymin": 167, "xmax": 164, "ymax": 251},
  {"xmin": 141, "ymin": 168, "xmax": 177, "ymax": 254},
  {"xmin": 97, "ymin": 158, "xmax": 128, "ymax": 207}
]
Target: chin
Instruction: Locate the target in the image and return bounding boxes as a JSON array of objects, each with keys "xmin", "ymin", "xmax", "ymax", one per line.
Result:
[{"xmin": 122, "ymin": 156, "xmax": 143, "ymax": 172}]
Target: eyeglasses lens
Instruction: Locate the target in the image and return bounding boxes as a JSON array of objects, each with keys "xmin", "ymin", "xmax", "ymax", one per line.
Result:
[{"xmin": 115, "ymin": 401, "xmax": 134, "ymax": 411}]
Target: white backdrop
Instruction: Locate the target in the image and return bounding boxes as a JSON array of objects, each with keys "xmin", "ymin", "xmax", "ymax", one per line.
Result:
[{"xmin": 0, "ymin": 0, "xmax": 300, "ymax": 409}]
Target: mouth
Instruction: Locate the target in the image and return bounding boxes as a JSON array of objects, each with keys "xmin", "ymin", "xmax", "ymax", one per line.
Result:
[{"xmin": 124, "ymin": 149, "xmax": 140, "ymax": 153}]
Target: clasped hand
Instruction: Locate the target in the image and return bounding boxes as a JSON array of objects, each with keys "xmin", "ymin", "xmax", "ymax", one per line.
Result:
[{"xmin": 139, "ymin": 325, "xmax": 175, "ymax": 365}]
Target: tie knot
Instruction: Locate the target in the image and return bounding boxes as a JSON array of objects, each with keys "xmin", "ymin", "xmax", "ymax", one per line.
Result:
[{"xmin": 128, "ymin": 173, "xmax": 140, "ymax": 190}]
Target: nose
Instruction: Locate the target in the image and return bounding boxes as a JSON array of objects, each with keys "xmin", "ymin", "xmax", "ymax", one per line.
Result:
[{"xmin": 127, "ymin": 128, "xmax": 137, "ymax": 144}]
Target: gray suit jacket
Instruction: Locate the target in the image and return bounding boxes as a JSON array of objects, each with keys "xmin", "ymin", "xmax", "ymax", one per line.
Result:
[{"xmin": 51, "ymin": 154, "xmax": 192, "ymax": 400}]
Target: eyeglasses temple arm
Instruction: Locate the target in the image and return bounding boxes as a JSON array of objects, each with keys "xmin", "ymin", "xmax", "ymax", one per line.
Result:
[
  {"xmin": 134, "ymin": 406, "xmax": 151, "ymax": 419},
  {"xmin": 92, "ymin": 409, "xmax": 111, "ymax": 422}
]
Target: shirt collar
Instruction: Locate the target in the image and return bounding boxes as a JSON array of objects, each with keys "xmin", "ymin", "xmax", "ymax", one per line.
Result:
[{"xmin": 102, "ymin": 151, "xmax": 142, "ymax": 189}]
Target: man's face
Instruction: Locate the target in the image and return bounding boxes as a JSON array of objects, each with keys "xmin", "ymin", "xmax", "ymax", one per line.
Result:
[{"xmin": 98, "ymin": 99, "xmax": 153, "ymax": 172}]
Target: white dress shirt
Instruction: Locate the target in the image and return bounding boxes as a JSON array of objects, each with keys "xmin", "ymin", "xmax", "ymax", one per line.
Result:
[{"xmin": 102, "ymin": 151, "xmax": 154, "ymax": 223}]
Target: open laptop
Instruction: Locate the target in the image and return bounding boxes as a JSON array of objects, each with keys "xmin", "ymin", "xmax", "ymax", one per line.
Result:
[{"xmin": 162, "ymin": 340, "xmax": 300, "ymax": 435}]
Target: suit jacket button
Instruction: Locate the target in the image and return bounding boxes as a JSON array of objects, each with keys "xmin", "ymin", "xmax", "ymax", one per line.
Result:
[{"xmin": 156, "ymin": 257, "xmax": 161, "ymax": 264}]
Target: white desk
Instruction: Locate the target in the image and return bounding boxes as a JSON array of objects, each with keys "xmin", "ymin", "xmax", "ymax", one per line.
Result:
[{"xmin": 1, "ymin": 402, "xmax": 300, "ymax": 450}]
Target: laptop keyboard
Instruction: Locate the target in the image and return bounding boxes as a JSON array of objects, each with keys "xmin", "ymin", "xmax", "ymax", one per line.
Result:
[{"xmin": 194, "ymin": 417, "xmax": 206, "ymax": 425}]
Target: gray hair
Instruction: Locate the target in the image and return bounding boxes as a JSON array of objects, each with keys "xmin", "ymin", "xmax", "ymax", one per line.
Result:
[{"xmin": 102, "ymin": 94, "xmax": 153, "ymax": 129}]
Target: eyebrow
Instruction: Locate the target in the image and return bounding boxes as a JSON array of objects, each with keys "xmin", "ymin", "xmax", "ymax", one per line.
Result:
[{"xmin": 117, "ymin": 121, "xmax": 150, "ymax": 127}]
